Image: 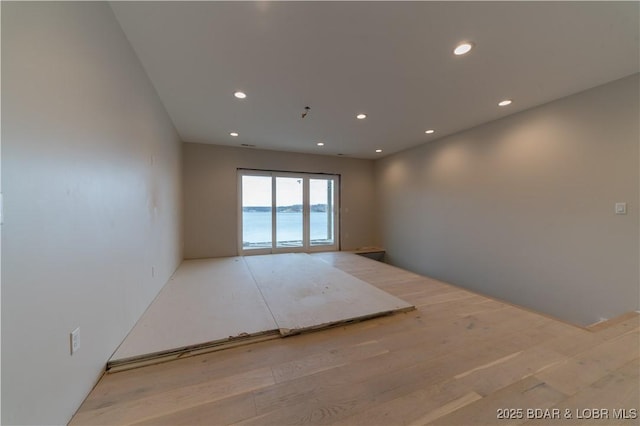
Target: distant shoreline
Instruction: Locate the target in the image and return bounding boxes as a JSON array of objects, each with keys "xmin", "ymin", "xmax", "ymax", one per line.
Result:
[{"xmin": 243, "ymin": 204, "xmax": 329, "ymax": 213}]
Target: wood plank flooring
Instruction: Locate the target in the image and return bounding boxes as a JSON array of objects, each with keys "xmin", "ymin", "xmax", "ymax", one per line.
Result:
[{"xmin": 72, "ymin": 253, "xmax": 639, "ymax": 426}]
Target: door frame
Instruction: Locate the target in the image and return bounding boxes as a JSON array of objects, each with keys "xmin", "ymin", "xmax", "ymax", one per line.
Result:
[{"xmin": 237, "ymin": 169, "xmax": 340, "ymax": 256}]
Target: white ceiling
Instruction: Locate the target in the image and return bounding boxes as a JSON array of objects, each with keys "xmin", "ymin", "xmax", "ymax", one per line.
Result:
[{"xmin": 111, "ymin": 2, "xmax": 639, "ymax": 159}]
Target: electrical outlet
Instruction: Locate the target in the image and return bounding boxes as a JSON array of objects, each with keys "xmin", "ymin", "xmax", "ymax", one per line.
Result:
[
  {"xmin": 70, "ymin": 327, "xmax": 80, "ymax": 355},
  {"xmin": 615, "ymin": 202, "xmax": 627, "ymax": 215}
]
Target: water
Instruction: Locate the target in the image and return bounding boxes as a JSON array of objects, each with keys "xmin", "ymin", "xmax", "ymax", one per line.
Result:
[{"xmin": 243, "ymin": 211, "xmax": 334, "ymax": 247}]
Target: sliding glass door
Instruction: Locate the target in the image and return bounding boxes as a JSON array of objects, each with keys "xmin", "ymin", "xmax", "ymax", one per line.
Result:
[
  {"xmin": 309, "ymin": 178, "xmax": 336, "ymax": 247},
  {"xmin": 240, "ymin": 174, "xmax": 272, "ymax": 250},
  {"xmin": 239, "ymin": 170, "xmax": 339, "ymax": 254},
  {"xmin": 276, "ymin": 176, "xmax": 304, "ymax": 248}
]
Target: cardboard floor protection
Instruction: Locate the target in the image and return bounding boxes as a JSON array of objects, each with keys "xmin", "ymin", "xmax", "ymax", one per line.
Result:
[{"xmin": 109, "ymin": 253, "xmax": 414, "ymax": 371}]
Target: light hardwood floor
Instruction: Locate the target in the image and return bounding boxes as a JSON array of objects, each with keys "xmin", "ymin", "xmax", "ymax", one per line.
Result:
[{"xmin": 71, "ymin": 253, "xmax": 639, "ymax": 425}]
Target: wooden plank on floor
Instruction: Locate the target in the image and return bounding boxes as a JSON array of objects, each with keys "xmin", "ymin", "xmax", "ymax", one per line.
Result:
[
  {"xmin": 589, "ymin": 312, "xmax": 640, "ymax": 341},
  {"xmin": 454, "ymin": 346, "xmax": 568, "ymax": 397},
  {"xmin": 109, "ymin": 257, "xmax": 278, "ymax": 366},
  {"xmin": 407, "ymin": 392, "xmax": 483, "ymax": 426},
  {"xmin": 331, "ymin": 378, "xmax": 472, "ymax": 426},
  {"xmin": 71, "ymin": 367, "xmax": 275, "ymax": 425},
  {"xmin": 587, "ymin": 312, "xmax": 639, "ymax": 332},
  {"xmin": 107, "ymin": 331, "xmax": 280, "ymax": 372},
  {"xmin": 424, "ymin": 376, "xmax": 568, "ymax": 426},
  {"xmin": 129, "ymin": 392, "xmax": 257, "ymax": 426},
  {"xmin": 83, "ymin": 317, "xmax": 402, "ymax": 413},
  {"xmin": 534, "ymin": 330, "xmax": 640, "ymax": 397},
  {"xmin": 270, "ymin": 340, "xmax": 388, "ymax": 383},
  {"xmin": 72, "ymin": 253, "xmax": 640, "ymax": 426},
  {"xmin": 242, "ymin": 314, "xmax": 544, "ymax": 425},
  {"xmin": 244, "ymin": 253, "xmax": 414, "ymax": 335},
  {"xmin": 523, "ymin": 358, "xmax": 640, "ymax": 425}
]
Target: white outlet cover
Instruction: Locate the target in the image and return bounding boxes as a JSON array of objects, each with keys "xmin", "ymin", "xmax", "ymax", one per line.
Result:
[
  {"xmin": 615, "ymin": 202, "xmax": 627, "ymax": 215},
  {"xmin": 71, "ymin": 327, "xmax": 80, "ymax": 355}
]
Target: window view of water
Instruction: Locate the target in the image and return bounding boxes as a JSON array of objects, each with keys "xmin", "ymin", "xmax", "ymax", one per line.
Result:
[
  {"xmin": 240, "ymin": 173, "xmax": 337, "ymax": 251},
  {"xmin": 243, "ymin": 210, "xmax": 334, "ymax": 248}
]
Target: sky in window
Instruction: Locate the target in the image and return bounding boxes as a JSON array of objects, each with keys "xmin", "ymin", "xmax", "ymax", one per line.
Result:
[{"xmin": 242, "ymin": 175, "xmax": 333, "ymax": 207}]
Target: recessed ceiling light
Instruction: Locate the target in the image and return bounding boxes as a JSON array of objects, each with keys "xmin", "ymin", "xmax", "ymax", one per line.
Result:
[
  {"xmin": 454, "ymin": 42, "xmax": 474, "ymax": 56},
  {"xmin": 425, "ymin": 129, "xmax": 435, "ymax": 134},
  {"xmin": 498, "ymin": 99, "xmax": 512, "ymax": 107},
  {"xmin": 356, "ymin": 113, "xmax": 367, "ymax": 120},
  {"xmin": 317, "ymin": 142, "xmax": 324, "ymax": 146},
  {"xmin": 233, "ymin": 91, "xmax": 247, "ymax": 99},
  {"xmin": 375, "ymin": 149, "xmax": 383, "ymax": 153},
  {"xmin": 230, "ymin": 132, "xmax": 239, "ymax": 137}
]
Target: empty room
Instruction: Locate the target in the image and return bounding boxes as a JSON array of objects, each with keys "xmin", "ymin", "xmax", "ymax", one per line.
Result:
[{"xmin": 2, "ymin": 1, "xmax": 639, "ymax": 425}]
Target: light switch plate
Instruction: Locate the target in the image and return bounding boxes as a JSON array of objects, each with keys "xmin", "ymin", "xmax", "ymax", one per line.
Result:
[{"xmin": 615, "ymin": 202, "xmax": 627, "ymax": 215}]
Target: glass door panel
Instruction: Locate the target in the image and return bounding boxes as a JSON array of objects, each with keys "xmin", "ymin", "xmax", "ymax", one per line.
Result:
[
  {"xmin": 275, "ymin": 177, "xmax": 303, "ymax": 248},
  {"xmin": 241, "ymin": 175, "xmax": 273, "ymax": 250},
  {"xmin": 309, "ymin": 178, "xmax": 335, "ymax": 247},
  {"xmin": 239, "ymin": 171, "xmax": 338, "ymax": 254}
]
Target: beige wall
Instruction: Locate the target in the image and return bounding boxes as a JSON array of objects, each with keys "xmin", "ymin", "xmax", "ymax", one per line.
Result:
[
  {"xmin": 183, "ymin": 143, "xmax": 377, "ymax": 258},
  {"xmin": 375, "ymin": 74, "xmax": 639, "ymax": 326},
  {"xmin": 2, "ymin": 3, "xmax": 182, "ymax": 424}
]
